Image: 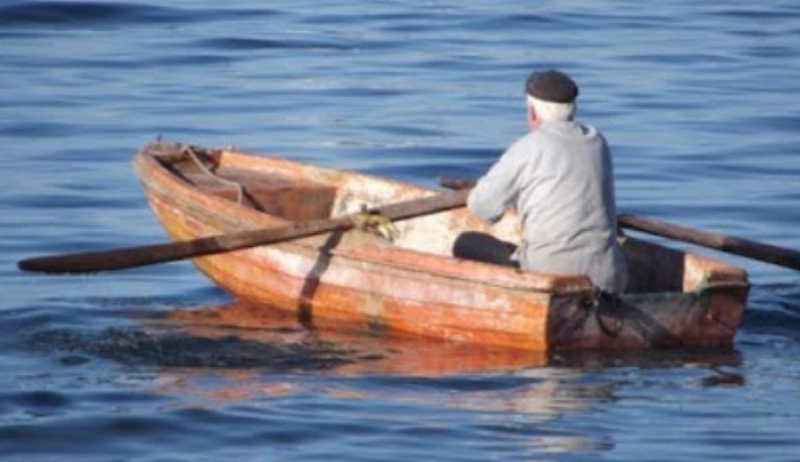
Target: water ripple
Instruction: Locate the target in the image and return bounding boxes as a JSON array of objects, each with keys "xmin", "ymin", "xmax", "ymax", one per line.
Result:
[
  {"xmin": 194, "ymin": 37, "xmax": 361, "ymax": 52},
  {"xmin": 0, "ymin": 1, "xmax": 186, "ymax": 27},
  {"xmin": 0, "ymin": 1, "xmax": 277, "ymax": 29}
]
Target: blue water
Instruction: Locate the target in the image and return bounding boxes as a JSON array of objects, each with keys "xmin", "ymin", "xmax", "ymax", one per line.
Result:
[{"xmin": 3, "ymin": 0, "xmax": 800, "ymax": 460}]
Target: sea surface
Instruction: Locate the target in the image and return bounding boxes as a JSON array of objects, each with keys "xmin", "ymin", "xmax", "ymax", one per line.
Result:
[{"xmin": 2, "ymin": 1, "xmax": 800, "ymax": 460}]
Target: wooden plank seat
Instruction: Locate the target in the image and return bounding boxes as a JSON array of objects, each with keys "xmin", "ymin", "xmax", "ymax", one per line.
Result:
[{"xmin": 182, "ymin": 168, "xmax": 337, "ymax": 221}]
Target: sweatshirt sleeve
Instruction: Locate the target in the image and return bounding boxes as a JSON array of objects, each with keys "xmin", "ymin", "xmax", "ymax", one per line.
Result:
[{"xmin": 467, "ymin": 141, "xmax": 526, "ymax": 224}]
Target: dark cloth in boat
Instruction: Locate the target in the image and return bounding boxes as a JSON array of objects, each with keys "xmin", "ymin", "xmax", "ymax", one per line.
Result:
[{"xmin": 458, "ymin": 71, "xmax": 628, "ymax": 293}]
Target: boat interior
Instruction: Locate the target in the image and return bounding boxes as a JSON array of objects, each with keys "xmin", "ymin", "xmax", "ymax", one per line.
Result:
[{"xmin": 153, "ymin": 144, "xmax": 744, "ymax": 295}]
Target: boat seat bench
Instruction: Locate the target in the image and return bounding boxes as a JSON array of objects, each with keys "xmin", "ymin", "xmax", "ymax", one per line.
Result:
[{"xmin": 183, "ymin": 168, "xmax": 338, "ymax": 221}]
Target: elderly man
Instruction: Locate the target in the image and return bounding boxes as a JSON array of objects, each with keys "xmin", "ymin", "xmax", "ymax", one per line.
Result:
[{"xmin": 454, "ymin": 69, "xmax": 628, "ymax": 293}]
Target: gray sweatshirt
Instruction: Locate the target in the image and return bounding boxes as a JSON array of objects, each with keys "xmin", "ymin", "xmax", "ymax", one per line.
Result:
[{"xmin": 468, "ymin": 120, "xmax": 628, "ymax": 293}]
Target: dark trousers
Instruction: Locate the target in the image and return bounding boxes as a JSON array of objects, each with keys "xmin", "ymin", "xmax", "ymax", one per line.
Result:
[{"xmin": 452, "ymin": 231, "xmax": 519, "ymax": 268}]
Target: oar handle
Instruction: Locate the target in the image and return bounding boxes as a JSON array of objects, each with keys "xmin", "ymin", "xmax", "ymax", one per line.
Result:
[{"xmin": 436, "ymin": 177, "xmax": 474, "ymax": 191}]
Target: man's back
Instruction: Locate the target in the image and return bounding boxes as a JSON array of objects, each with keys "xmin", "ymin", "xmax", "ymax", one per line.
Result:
[{"xmin": 468, "ymin": 120, "xmax": 628, "ymax": 293}]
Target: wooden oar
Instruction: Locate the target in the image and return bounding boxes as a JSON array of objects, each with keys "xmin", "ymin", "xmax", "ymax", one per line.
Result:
[
  {"xmin": 18, "ymin": 189, "xmax": 470, "ymax": 275},
  {"xmin": 616, "ymin": 214, "xmax": 800, "ymax": 271},
  {"xmin": 436, "ymin": 176, "xmax": 800, "ymax": 272}
]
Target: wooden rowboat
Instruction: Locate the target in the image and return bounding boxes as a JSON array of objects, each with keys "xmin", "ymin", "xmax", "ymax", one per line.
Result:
[{"xmin": 133, "ymin": 141, "xmax": 750, "ymax": 352}]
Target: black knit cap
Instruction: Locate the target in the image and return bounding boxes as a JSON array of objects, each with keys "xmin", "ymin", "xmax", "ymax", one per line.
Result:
[{"xmin": 525, "ymin": 70, "xmax": 579, "ymax": 103}]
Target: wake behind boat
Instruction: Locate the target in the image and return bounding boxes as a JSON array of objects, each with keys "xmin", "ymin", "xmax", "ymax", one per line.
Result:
[{"xmin": 132, "ymin": 141, "xmax": 749, "ymax": 351}]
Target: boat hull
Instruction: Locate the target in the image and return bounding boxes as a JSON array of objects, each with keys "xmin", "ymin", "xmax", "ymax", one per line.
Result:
[{"xmin": 133, "ymin": 142, "xmax": 749, "ymax": 351}]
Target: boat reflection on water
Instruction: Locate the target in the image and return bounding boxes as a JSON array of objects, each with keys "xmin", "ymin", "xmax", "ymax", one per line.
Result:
[
  {"xmin": 101, "ymin": 300, "xmax": 743, "ymax": 455},
  {"xmin": 161, "ymin": 301, "xmax": 550, "ymax": 375},
  {"xmin": 147, "ymin": 302, "xmax": 744, "ymax": 407}
]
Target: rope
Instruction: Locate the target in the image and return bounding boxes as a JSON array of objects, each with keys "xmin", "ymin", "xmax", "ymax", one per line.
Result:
[{"xmin": 182, "ymin": 146, "xmax": 244, "ymax": 204}]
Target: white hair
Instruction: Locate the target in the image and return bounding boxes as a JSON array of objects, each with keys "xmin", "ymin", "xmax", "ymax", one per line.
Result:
[{"xmin": 526, "ymin": 95, "xmax": 576, "ymax": 122}]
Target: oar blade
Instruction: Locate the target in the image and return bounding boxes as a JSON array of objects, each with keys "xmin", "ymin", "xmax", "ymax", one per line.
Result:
[{"xmin": 17, "ymin": 240, "xmax": 206, "ymax": 274}]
